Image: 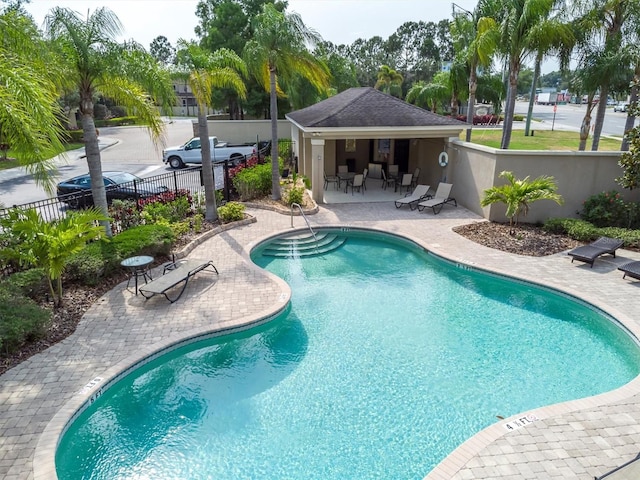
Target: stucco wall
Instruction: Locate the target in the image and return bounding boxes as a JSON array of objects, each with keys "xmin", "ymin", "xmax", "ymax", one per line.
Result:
[
  {"xmin": 196, "ymin": 120, "xmax": 291, "ymax": 144},
  {"xmin": 449, "ymin": 140, "xmax": 640, "ymax": 224}
]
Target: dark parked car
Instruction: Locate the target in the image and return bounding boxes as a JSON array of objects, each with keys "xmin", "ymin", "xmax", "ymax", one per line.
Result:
[{"xmin": 56, "ymin": 171, "xmax": 168, "ymax": 208}]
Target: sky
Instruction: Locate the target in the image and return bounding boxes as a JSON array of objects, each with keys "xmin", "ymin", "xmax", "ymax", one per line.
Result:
[
  {"xmin": 24, "ymin": 0, "xmax": 555, "ymax": 72},
  {"xmin": 25, "ymin": 0, "xmax": 479, "ymax": 49}
]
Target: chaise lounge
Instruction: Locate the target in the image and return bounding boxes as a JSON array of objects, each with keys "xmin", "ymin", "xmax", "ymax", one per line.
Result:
[
  {"xmin": 394, "ymin": 184, "xmax": 431, "ymax": 210},
  {"xmin": 139, "ymin": 258, "xmax": 219, "ymax": 303},
  {"xmin": 567, "ymin": 237, "xmax": 624, "ymax": 268},
  {"xmin": 618, "ymin": 260, "xmax": 640, "ymax": 280},
  {"xmin": 417, "ymin": 182, "xmax": 457, "ymax": 214}
]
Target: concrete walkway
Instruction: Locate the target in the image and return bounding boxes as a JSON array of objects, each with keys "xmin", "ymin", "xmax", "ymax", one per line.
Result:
[{"xmin": 2, "ymin": 202, "xmax": 640, "ymax": 480}]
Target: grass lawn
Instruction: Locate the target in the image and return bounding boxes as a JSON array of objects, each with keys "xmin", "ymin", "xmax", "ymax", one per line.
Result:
[
  {"xmin": 464, "ymin": 127, "xmax": 623, "ymax": 151},
  {"xmin": 0, "ymin": 143, "xmax": 85, "ymax": 171}
]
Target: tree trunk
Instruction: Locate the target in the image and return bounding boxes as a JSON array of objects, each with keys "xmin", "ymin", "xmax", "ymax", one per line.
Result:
[
  {"xmin": 80, "ymin": 97, "xmax": 112, "ymax": 237},
  {"xmin": 621, "ymin": 68, "xmax": 639, "ymax": 151},
  {"xmin": 465, "ymin": 59, "xmax": 477, "ymax": 142},
  {"xmin": 591, "ymin": 83, "xmax": 609, "ymax": 151},
  {"xmin": 500, "ymin": 66, "xmax": 518, "ymax": 149},
  {"xmin": 270, "ymin": 67, "xmax": 281, "ymax": 201},
  {"xmin": 198, "ymin": 104, "xmax": 218, "ymax": 221},
  {"xmin": 525, "ymin": 55, "xmax": 541, "ymax": 136},
  {"xmin": 578, "ymin": 99, "xmax": 595, "ymax": 151}
]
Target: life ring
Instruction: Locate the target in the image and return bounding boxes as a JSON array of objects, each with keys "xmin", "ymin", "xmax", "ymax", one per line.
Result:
[{"xmin": 438, "ymin": 151, "xmax": 449, "ymax": 167}]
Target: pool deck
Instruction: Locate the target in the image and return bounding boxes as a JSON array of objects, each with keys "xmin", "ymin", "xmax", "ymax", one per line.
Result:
[{"xmin": 2, "ymin": 202, "xmax": 640, "ymax": 480}]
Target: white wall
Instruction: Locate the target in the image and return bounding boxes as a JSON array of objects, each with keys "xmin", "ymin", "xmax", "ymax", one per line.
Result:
[{"xmin": 192, "ymin": 119, "xmax": 292, "ymax": 143}]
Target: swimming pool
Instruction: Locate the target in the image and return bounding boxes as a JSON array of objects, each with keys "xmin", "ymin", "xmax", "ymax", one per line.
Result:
[{"xmin": 55, "ymin": 229, "xmax": 640, "ymax": 479}]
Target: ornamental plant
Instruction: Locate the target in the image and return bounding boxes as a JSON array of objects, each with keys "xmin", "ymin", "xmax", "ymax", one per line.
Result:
[
  {"xmin": 0, "ymin": 207, "xmax": 108, "ymax": 306},
  {"xmin": 579, "ymin": 190, "xmax": 640, "ymax": 229},
  {"xmin": 217, "ymin": 201, "xmax": 245, "ymax": 223},
  {"xmin": 481, "ymin": 171, "xmax": 564, "ymax": 234}
]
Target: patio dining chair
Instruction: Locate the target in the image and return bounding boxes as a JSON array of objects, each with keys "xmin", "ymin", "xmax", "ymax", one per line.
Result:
[
  {"xmin": 381, "ymin": 169, "xmax": 396, "ymax": 190},
  {"xmin": 324, "ymin": 171, "xmax": 339, "ymax": 190},
  {"xmin": 398, "ymin": 173, "xmax": 413, "ymax": 193},
  {"xmin": 338, "ymin": 165, "xmax": 348, "ymax": 173},
  {"xmin": 348, "ymin": 174, "xmax": 364, "ymax": 195},
  {"xmin": 411, "ymin": 167, "xmax": 421, "ymax": 188},
  {"xmin": 362, "ymin": 168, "xmax": 368, "ymax": 191}
]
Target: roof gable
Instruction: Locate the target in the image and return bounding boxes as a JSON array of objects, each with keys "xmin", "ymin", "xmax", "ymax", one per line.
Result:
[{"xmin": 286, "ymin": 87, "xmax": 467, "ymax": 128}]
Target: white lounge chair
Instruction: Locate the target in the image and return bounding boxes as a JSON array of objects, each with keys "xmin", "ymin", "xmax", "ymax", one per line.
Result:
[
  {"xmin": 394, "ymin": 184, "xmax": 431, "ymax": 210},
  {"xmin": 417, "ymin": 183, "xmax": 457, "ymax": 214}
]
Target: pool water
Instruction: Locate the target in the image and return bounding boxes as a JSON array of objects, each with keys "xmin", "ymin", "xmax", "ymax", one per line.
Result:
[{"xmin": 56, "ymin": 231, "xmax": 640, "ymax": 480}]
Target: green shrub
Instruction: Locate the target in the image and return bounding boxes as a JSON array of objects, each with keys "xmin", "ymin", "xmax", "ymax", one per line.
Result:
[
  {"xmin": 112, "ymin": 224, "xmax": 175, "ymax": 259},
  {"xmin": 64, "ymin": 129, "xmax": 85, "ymax": 143},
  {"xmin": 232, "ymin": 162, "xmax": 274, "ymax": 200},
  {"xmin": 513, "ymin": 114, "xmax": 524, "ymax": 121},
  {"xmin": 579, "ymin": 190, "xmax": 640, "ymax": 229},
  {"xmin": 218, "ymin": 201, "xmax": 245, "ymax": 223},
  {"xmin": 5, "ymin": 268, "xmax": 48, "ymax": 299},
  {"xmin": 170, "ymin": 220, "xmax": 191, "ymax": 237},
  {"xmin": 142, "ymin": 194, "xmax": 191, "ymax": 224},
  {"xmin": 192, "ymin": 213, "xmax": 203, "ymax": 233},
  {"xmin": 0, "ymin": 283, "xmax": 50, "ymax": 355},
  {"xmin": 542, "ymin": 218, "xmax": 599, "ymax": 241},
  {"xmin": 65, "ymin": 241, "xmax": 114, "ymax": 285},
  {"xmin": 285, "ymin": 186, "xmax": 305, "ymax": 206},
  {"xmin": 66, "ymin": 224, "xmax": 175, "ymax": 285},
  {"xmin": 544, "ymin": 217, "xmax": 640, "ymax": 248}
]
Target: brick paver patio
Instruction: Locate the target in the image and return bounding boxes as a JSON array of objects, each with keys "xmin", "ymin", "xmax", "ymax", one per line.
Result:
[{"xmin": 2, "ymin": 202, "xmax": 640, "ymax": 479}]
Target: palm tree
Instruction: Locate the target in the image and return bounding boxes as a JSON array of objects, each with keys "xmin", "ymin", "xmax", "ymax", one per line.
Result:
[
  {"xmin": 175, "ymin": 42, "xmax": 247, "ymax": 221},
  {"xmin": 0, "ymin": 8, "xmax": 66, "ymax": 192},
  {"xmin": 244, "ymin": 4, "xmax": 330, "ymax": 201},
  {"xmin": 481, "ymin": 171, "xmax": 563, "ymax": 234},
  {"xmin": 497, "ymin": 0, "xmax": 570, "ymax": 149},
  {"xmin": 405, "ymin": 75, "xmax": 450, "ymax": 113},
  {"xmin": 374, "ymin": 65, "xmax": 403, "ymax": 97},
  {"xmin": 44, "ymin": 7, "xmax": 175, "ymax": 235},
  {"xmin": 451, "ymin": 0, "xmax": 499, "ymax": 141},
  {"xmin": 574, "ymin": 0, "xmax": 640, "ymax": 151},
  {"xmin": 523, "ymin": 14, "xmax": 574, "ymax": 137}
]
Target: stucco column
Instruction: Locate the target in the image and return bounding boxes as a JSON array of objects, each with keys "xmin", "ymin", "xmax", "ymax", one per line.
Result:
[{"xmin": 311, "ymin": 138, "xmax": 325, "ymax": 204}]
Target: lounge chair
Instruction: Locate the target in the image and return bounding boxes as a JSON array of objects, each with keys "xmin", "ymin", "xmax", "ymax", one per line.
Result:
[
  {"xmin": 139, "ymin": 258, "xmax": 218, "ymax": 303},
  {"xmin": 618, "ymin": 260, "xmax": 640, "ymax": 280},
  {"xmin": 567, "ymin": 237, "xmax": 624, "ymax": 268},
  {"xmin": 394, "ymin": 184, "xmax": 431, "ymax": 210},
  {"xmin": 417, "ymin": 183, "xmax": 457, "ymax": 214}
]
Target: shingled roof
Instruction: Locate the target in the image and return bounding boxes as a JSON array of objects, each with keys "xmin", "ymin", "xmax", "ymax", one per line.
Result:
[{"xmin": 286, "ymin": 87, "xmax": 467, "ymax": 128}]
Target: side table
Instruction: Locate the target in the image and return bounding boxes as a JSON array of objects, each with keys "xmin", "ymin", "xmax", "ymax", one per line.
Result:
[{"xmin": 121, "ymin": 255, "xmax": 154, "ymax": 295}]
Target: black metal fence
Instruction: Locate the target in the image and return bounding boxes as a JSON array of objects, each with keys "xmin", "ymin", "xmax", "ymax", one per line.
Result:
[{"xmin": 0, "ymin": 167, "xmax": 209, "ymax": 225}]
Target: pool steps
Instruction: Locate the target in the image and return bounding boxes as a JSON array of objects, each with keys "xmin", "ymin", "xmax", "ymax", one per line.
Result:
[{"xmin": 260, "ymin": 232, "xmax": 346, "ymax": 257}]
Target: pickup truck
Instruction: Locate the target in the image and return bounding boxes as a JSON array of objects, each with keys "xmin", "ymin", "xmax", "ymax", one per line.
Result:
[{"xmin": 162, "ymin": 136, "xmax": 257, "ymax": 169}]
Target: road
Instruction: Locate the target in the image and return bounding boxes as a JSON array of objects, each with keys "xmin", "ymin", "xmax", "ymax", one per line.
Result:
[
  {"xmin": 514, "ymin": 100, "xmax": 635, "ymax": 137},
  {"xmin": 0, "ymin": 118, "xmax": 226, "ymax": 208}
]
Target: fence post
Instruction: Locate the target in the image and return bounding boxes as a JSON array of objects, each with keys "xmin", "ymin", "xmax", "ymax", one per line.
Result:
[{"xmin": 224, "ymin": 160, "xmax": 230, "ymax": 202}]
